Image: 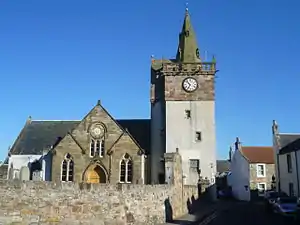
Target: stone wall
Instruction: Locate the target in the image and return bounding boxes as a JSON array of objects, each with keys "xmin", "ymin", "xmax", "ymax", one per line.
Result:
[
  {"xmin": 0, "ymin": 164, "xmax": 8, "ymax": 179},
  {"xmin": 0, "ymin": 152, "xmax": 199, "ymax": 225},
  {"xmin": 249, "ymin": 163, "xmax": 275, "ymax": 190},
  {"xmin": 0, "ymin": 180, "xmax": 198, "ymax": 225}
]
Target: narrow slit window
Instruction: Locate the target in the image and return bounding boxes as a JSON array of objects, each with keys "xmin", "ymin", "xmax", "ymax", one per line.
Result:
[
  {"xmin": 100, "ymin": 140, "xmax": 105, "ymax": 157},
  {"xmin": 196, "ymin": 132, "xmax": 202, "ymax": 141},
  {"xmin": 90, "ymin": 139, "xmax": 95, "ymax": 157},
  {"xmin": 185, "ymin": 110, "xmax": 191, "ymax": 119}
]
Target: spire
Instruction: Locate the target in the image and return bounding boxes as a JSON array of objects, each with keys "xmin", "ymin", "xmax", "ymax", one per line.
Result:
[{"xmin": 176, "ymin": 8, "xmax": 201, "ymax": 63}]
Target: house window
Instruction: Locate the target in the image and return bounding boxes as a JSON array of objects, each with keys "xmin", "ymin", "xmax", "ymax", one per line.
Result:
[
  {"xmin": 119, "ymin": 153, "xmax": 133, "ymax": 183},
  {"xmin": 90, "ymin": 139, "xmax": 105, "ymax": 157},
  {"xmin": 189, "ymin": 159, "xmax": 199, "ymax": 169},
  {"xmin": 195, "ymin": 132, "xmax": 202, "ymax": 141},
  {"xmin": 256, "ymin": 164, "xmax": 266, "ymax": 177},
  {"xmin": 257, "ymin": 183, "xmax": 266, "ymax": 196},
  {"xmin": 289, "ymin": 183, "xmax": 294, "ymax": 196},
  {"xmin": 61, "ymin": 153, "xmax": 74, "ymax": 182},
  {"xmin": 287, "ymin": 154, "xmax": 292, "ymax": 173}
]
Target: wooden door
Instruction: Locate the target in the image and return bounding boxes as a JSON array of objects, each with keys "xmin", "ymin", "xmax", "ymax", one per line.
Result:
[{"xmin": 86, "ymin": 169, "xmax": 100, "ymax": 183}]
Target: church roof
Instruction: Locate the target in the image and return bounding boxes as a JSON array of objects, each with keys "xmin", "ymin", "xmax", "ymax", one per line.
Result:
[
  {"xmin": 10, "ymin": 120, "xmax": 80, "ymax": 155},
  {"xmin": 9, "ymin": 119, "xmax": 151, "ymax": 155}
]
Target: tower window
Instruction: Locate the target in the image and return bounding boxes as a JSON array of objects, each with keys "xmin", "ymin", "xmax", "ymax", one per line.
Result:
[
  {"xmin": 196, "ymin": 132, "xmax": 202, "ymax": 141},
  {"xmin": 185, "ymin": 110, "xmax": 191, "ymax": 119},
  {"xmin": 185, "ymin": 30, "xmax": 189, "ymax": 37}
]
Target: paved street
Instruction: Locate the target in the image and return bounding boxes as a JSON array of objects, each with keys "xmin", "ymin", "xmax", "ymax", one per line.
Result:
[{"xmin": 204, "ymin": 201, "xmax": 292, "ymax": 225}]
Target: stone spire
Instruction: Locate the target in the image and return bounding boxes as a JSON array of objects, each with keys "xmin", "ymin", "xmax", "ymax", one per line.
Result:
[{"xmin": 176, "ymin": 8, "xmax": 201, "ymax": 63}]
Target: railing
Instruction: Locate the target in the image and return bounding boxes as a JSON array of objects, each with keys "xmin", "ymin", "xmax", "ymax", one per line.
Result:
[{"xmin": 161, "ymin": 62, "xmax": 216, "ymax": 74}]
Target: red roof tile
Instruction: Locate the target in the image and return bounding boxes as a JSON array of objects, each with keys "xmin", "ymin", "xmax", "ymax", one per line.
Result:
[{"xmin": 241, "ymin": 146, "xmax": 274, "ymax": 164}]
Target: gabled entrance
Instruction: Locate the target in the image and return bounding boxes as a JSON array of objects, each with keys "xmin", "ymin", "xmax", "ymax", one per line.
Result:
[{"xmin": 84, "ymin": 164, "xmax": 107, "ymax": 183}]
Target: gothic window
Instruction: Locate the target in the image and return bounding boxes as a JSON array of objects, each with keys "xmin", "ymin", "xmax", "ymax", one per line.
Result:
[
  {"xmin": 90, "ymin": 139, "xmax": 105, "ymax": 157},
  {"xmin": 61, "ymin": 153, "xmax": 74, "ymax": 182},
  {"xmin": 119, "ymin": 153, "xmax": 133, "ymax": 183}
]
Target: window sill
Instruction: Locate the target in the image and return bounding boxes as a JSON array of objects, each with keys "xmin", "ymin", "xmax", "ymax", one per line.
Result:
[{"xmin": 256, "ymin": 175, "xmax": 266, "ymax": 178}]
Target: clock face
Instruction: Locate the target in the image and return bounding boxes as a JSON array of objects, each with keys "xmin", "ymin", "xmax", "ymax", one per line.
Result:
[{"xmin": 182, "ymin": 77, "xmax": 198, "ymax": 92}]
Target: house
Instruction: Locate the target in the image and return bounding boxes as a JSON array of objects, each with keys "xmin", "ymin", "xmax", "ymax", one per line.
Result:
[
  {"xmin": 272, "ymin": 120, "xmax": 300, "ymax": 196},
  {"xmin": 4, "ymin": 8, "xmax": 218, "ymax": 187},
  {"xmin": 216, "ymin": 160, "xmax": 231, "ymax": 190},
  {"xmin": 228, "ymin": 137, "xmax": 275, "ymax": 201}
]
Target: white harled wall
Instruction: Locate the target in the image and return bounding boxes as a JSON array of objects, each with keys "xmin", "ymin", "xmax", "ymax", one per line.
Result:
[{"xmin": 165, "ymin": 101, "xmax": 216, "ymax": 185}]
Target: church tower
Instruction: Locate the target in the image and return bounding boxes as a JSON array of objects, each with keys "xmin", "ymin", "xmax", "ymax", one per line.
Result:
[{"xmin": 150, "ymin": 8, "xmax": 217, "ymax": 185}]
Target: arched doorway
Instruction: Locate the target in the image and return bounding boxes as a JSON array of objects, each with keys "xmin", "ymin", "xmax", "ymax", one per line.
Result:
[{"xmin": 84, "ymin": 164, "xmax": 107, "ymax": 183}]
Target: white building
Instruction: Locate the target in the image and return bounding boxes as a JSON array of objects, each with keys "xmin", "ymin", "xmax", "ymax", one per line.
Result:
[
  {"xmin": 228, "ymin": 138, "xmax": 275, "ymax": 201},
  {"xmin": 272, "ymin": 120, "xmax": 300, "ymax": 196}
]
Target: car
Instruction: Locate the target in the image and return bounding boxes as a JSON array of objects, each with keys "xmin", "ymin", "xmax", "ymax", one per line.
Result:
[
  {"xmin": 273, "ymin": 197, "xmax": 298, "ymax": 217},
  {"xmin": 264, "ymin": 191, "xmax": 288, "ymax": 212}
]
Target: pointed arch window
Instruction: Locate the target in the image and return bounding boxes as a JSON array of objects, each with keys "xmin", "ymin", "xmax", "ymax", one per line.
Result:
[
  {"xmin": 119, "ymin": 153, "xmax": 133, "ymax": 183},
  {"xmin": 61, "ymin": 153, "xmax": 74, "ymax": 182},
  {"xmin": 90, "ymin": 139, "xmax": 105, "ymax": 157}
]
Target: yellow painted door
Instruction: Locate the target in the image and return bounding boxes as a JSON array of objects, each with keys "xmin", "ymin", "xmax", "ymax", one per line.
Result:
[{"xmin": 86, "ymin": 169, "xmax": 100, "ymax": 183}]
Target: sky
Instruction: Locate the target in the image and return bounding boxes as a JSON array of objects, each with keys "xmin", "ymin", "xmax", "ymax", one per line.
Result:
[{"xmin": 0, "ymin": 0, "xmax": 300, "ymax": 161}]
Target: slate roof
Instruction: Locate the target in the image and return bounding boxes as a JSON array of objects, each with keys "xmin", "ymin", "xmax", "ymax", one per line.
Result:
[
  {"xmin": 117, "ymin": 119, "xmax": 151, "ymax": 154},
  {"xmin": 278, "ymin": 134, "xmax": 300, "ymax": 149},
  {"xmin": 10, "ymin": 121, "xmax": 80, "ymax": 155},
  {"xmin": 10, "ymin": 119, "xmax": 151, "ymax": 155},
  {"xmin": 216, "ymin": 160, "xmax": 230, "ymax": 173},
  {"xmin": 279, "ymin": 137, "xmax": 300, "ymax": 155},
  {"xmin": 241, "ymin": 146, "xmax": 274, "ymax": 164}
]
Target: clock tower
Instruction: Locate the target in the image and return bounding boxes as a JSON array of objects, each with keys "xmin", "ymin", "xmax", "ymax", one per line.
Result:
[{"xmin": 150, "ymin": 8, "xmax": 217, "ymax": 188}]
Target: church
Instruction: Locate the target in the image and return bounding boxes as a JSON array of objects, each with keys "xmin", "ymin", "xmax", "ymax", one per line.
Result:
[{"xmin": 4, "ymin": 8, "xmax": 218, "ymax": 185}]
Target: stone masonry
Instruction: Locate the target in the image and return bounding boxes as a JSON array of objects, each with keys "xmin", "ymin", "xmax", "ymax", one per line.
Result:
[
  {"xmin": 0, "ymin": 152, "xmax": 199, "ymax": 225},
  {"xmin": 51, "ymin": 103, "xmax": 143, "ymax": 184},
  {"xmin": 249, "ymin": 163, "xmax": 275, "ymax": 190}
]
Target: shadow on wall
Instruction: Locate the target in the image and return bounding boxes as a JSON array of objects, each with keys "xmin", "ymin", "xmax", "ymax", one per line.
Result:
[
  {"xmin": 165, "ymin": 182, "xmax": 215, "ymax": 223},
  {"xmin": 164, "ymin": 197, "xmax": 173, "ymax": 223}
]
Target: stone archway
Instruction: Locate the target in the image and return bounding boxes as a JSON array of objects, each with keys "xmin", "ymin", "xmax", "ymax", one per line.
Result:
[{"xmin": 84, "ymin": 164, "xmax": 107, "ymax": 183}]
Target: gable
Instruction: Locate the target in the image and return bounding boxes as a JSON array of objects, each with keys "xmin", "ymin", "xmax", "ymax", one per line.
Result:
[
  {"xmin": 241, "ymin": 146, "xmax": 274, "ymax": 164},
  {"xmin": 10, "ymin": 120, "xmax": 80, "ymax": 155},
  {"xmin": 65, "ymin": 103, "xmax": 146, "ymax": 154}
]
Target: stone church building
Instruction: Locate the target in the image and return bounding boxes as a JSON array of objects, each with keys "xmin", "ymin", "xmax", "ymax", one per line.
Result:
[{"xmin": 4, "ymin": 8, "xmax": 218, "ymax": 185}]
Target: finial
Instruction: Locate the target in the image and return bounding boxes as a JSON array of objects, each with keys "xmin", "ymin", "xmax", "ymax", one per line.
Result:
[
  {"xmin": 151, "ymin": 55, "xmax": 155, "ymax": 63},
  {"xmin": 26, "ymin": 116, "xmax": 32, "ymax": 124},
  {"xmin": 97, "ymin": 99, "xmax": 101, "ymax": 105},
  {"xmin": 185, "ymin": 1, "xmax": 189, "ymax": 12},
  {"xmin": 212, "ymin": 55, "xmax": 216, "ymax": 63}
]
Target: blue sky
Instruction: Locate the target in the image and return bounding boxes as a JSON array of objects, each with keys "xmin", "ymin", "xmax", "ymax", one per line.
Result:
[{"xmin": 0, "ymin": 0, "xmax": 299, "ymax": 160}]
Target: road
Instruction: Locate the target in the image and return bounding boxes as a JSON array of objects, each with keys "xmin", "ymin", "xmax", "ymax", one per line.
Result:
[{"xmin": 203, "ymin": 201, "xmax": 294, "ymax": 225}]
